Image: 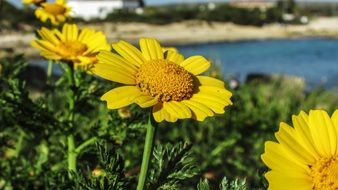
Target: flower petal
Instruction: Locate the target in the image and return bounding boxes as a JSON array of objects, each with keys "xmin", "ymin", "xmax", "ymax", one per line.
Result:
[
  {"xmin": 101, "ymin": 86, "xmax": 142, "ymax": 109},
  {"xmin": 134, "ymin": 94, "xmax": 158, "ymax": 108},
  {"xmin": 292, "ymin": 112, "xmax": 320, "ymax": 160},
  {"xmin": 179, "ymin": 56, "xmax": 210, "ymax": 75},
  {"xmin": 265, "ymin": 171, "xmax": 312, "ymax": 190},
  {"xmin": 164, "ymin": 49, "xmax": 184, "ymax": 64},
  {"xmin": 38, "ymin": 28, "xmax": 60, "ymax": 45},
  {"xmin": 196, "ymin": 76, "xmax": 225, "ymax": 88},
  {"xmin": 152, "ymin": 103, "xmax": 177, "ymax": 122},
  {"xmin": 112, "ymin": 40, "xmax": 145, "ymax": 67},
  {"xmin": 140, "ymin": 38, "xmax": 163, "ymax": 60},
  {"xmin": 261, "ymin": 141, "xmax": 310, "ymax": 172},
  {"xmin": 93, "ymin": 53, "xmax": 136, "ymax": 84},
  {"xmin": 198, "ymin": 86, "xmax": 232, "ymax": 103},
  {"xmin": 97, "ymin": 50, "xmax": 138, "ymax": 73},
  {"xmin": 308, "ymin": 110, "xmax": 337, "ymax": 156},
  {"xmin": 163, "ymin": 101, "xmax": 191, "ymax": 119},
  {"xmin": 182, "ymin": 100, "xmax": 213, "ymax": 121},
  {"xmin": 63, "ymin": 24, "xmax": 78, "ymax": 41},
  {"xmin": 275, "ymin": 122, "xmax": 317, "ymax": 165}
]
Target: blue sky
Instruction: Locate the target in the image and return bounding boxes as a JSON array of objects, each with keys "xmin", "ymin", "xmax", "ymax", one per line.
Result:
[{"xmin": 7, "ymin": 0, "xmax": 338, "ymax": 7}]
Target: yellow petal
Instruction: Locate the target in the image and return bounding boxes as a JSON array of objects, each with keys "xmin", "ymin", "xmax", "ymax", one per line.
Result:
[
  {"xmin": 78, "ymin": 28, "xmax": 95, "ymax": 42},
  {"xmin": 261, "ymin": 141, "xmax": 309, "ymax": 172},
  {"xmin": 196, "ymin": 76, "xmax": 225, "ymax": 88},
  {"xmin": 292, "ymin": 113, "xmax": 320, "ymax": 160},
  {"xmin": 189, "ymin": 95, "xmax": 225, "ymax": 114},
  {"xmin": 152, "ymin": 103, "xmax": 177, "ymax": 123},
  {"xmin": 93, "ymin": 56, "xmax": 136, "ymax": 84},
  {"xmin": 198, "ymin": 86, "xmax": 233, "ymax": 104},
  {"xmin": 134, "ymin": 94, "xmax": 158, "ymax": 108},
  {"xmin": 112, "ymin": 40, "xmax": 145, "ymax": 67},
  {"xmin": 265, "ymin": 171, "xmax": 312, "ymax": 190},
  {"xmin": 275, "ymin": 122, "xmax": 317, "ymax": 165},
  {"xmin": 179, "ymin": 56, "xmax": 210, "ymax": 75},
  {"xmin": 63, "ymin": 24, "xmax": 78, "ymax": 41},
  {"xmin": 53, "ymin": 29, "xmax": 65, "ymax": 41},
  {"xmin": 164, "ymin": 49, "xmax": 184, "ymax": 63},
  {"xmin": 38, "ymin": 28, "xmax": 60, "ymax": 45},
  {"xmin": 331, "ymin": 109, "xmax": 338, "ymax": 153},
  {"xmin": 163, "ymin": 101, "xmax": 191, "ymax": 119},
  {"xmin": 308, "ymin": 110, "xmax": 337, "ymax": 156},
  {"xmin": 101, "ymin": 86, "xmax": 141, "ymax": 109},
  {"xmin": 31, "ymin": 40, "xmax": 57, "ymax": 53},
  {"xmin": 97, "ymin": 50, "xmax": 138, "ymax": 73},
  {"xmin": 139, "ymin": 38, "xmax": 163, "ymax": 60},
  {"xmin": 182, "ymin": 100, "xmax": 213, "ymax": 121}
]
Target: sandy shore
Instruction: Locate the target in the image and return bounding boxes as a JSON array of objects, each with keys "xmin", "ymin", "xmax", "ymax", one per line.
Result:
[{"xmin": 1, "ymin": 17, "xmax": 338, "ymax": 58}]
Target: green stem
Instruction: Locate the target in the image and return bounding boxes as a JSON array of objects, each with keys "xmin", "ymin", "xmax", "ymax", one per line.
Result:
[
  {"xmin": 137, "ymin": 116, "xmax": 157, "ymax": 190},
  {"xmin": 64, "ymin": 63, "xmax": 76, "ymax": 174},
  {"xmin": 67, "ymin": 135, "xmax": 76, "ymax": 172},
  {"xmin": 75, "ymin": 137, "xmax": 97, "ymax": 153},
  {"xmin": 47, "ymin": 60, "xmax": 53, "ymax": 84},
  {"xmin": 14, "ymin": 130, "xmax": 25, "ymax": 157}
]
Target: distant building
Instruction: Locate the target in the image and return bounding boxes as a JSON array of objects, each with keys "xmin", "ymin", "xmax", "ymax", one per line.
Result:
[
  {"xmin": 68, "ymin": 0, "xmax": 144, "ymax": 20},
  {"xmin": 229, "ymin": 0, "xmax": 275, "ymax": 10}
]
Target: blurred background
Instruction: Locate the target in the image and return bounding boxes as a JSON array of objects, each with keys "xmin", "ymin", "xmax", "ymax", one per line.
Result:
[
  {"xmin": 1, "ymin": 0, "xmax": 338, "ymax": 189},
  {"xmin": 2, "ymin": 0, "xmax": 338, "ymax": 88}
]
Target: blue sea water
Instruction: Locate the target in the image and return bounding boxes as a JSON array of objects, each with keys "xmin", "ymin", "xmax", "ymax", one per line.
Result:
[{"xmin": 176, "ymin": 38, "xmax": 338, "ymax": 88}]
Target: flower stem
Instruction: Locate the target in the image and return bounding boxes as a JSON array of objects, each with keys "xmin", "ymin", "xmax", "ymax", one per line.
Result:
[
  {"xmin": 137, "ymin": 116, "xmax": 157, "ymax": 190},
  {"xmin": 75, "ymin": 137, "xmax": 97, "ymax": 153},
  {"xmin": 14, "ymin": 130, "xmax": 25, "ymax": 157},
  {"xmin": 67, "ymin": 135, "xmax": 76, "ymax": 172},
  {"xmin": 47, "ymin": 60, "xmax": 53, "ymax": 84},
  {"xmin": 63, "ymin": 63, "xmax": 77, "ymax": 175}
]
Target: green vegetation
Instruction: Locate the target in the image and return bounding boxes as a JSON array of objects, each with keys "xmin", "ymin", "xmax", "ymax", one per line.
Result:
[
  {"xmin": 104, "ymin": 5, "xmax": 284, "ymax": 26},
  {"xmin": 1, "ymin": 55, "xmax": 337, "ymax": 189}
]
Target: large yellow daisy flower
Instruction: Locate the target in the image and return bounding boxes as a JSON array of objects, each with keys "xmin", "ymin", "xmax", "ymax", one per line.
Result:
[
  {"xmin": 93, "ymin": 38, "xmax": 233, "ymax": 122},
  {"xmin": 261, "ymin": 110, "xmax": 338, "ymax": 190},
  {"xmin": 22, "ymin": 0, "xmax": 45, "ymax": 6},
  {"xmin": 35, "ymin": 0, "xmax": 71, "ymax": 26},
  {"xmin": 32, "ymin": 23, "xmax": 111, "ymax": 69}
]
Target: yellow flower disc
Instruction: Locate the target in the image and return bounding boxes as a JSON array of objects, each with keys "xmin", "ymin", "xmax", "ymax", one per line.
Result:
[
  {"xmin": 310, "ymin": 156, "xmax": 338, "ymax": 189},
  {"xmin": 92, "ymin": 38, "xmax": 233, "ymax": 122},
  {"xmin": 136, "ymin": 60, "xmax": 194, "ymax": 102},
  {"xmin": 261, "ymin": 109, "xmax": 338, "ymax": 190},
  {"xmin": 57, "ymin": 41, "xmax": 88, "ymax": 60},
  {"xmin": 43, "ymin": 4, "xmax": 67, "ymax": 15}
]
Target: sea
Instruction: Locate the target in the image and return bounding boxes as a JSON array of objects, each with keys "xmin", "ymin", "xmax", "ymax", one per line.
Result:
[{"xmin": 176, "ymin": 38, "xmax": 338, "ymax": 89}]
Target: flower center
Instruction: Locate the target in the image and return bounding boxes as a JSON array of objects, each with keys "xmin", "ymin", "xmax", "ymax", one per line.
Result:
[
  {"xmin": 43, "ymin": 3, "xmax": 66, "ymax": 15},
  {"xmin": 57, "ymin": 41, "xmax": 88, "ymax": 60},
  {"xmin": 136, "ymin": 60, "xmax": 194, "ymax": 102},
  {"xmin": 310, "ymin": 156, "xmax": 338, "ymax": 190}
]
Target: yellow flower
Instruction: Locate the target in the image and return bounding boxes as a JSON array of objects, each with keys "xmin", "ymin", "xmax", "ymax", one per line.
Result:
[
  {"xmin": 93, "ymin": 38, "xmax": 233, "ymax": 122},
  {"xmin": 261, "ymin": 110, "xmax": 338, "ymax": 190},
  {"xmin": 22, "ymin": 0, "xmax": 46, "ymax": 6},
  {"xmin": 35, "ymin": 0, "xmax": 71, "ymax": 26},
  {"xmin": 32, "ymin": 23, "xmax": 111, "ymax": 69}
]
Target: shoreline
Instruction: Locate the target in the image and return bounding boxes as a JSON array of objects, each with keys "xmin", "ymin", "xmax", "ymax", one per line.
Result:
[{"xmin": 1, "ymin": 17, "xmax": 338, "ymax": 58}]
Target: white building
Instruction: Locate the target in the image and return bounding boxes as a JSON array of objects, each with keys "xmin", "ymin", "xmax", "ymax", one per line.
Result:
[{"xmin": 68, "ymin": 0, "xmax": 143, "ymax": 20}]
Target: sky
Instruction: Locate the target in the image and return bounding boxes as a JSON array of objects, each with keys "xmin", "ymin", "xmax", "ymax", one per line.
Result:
[{"xmin": 7, "ymin": 0, "xmax": 338, "ymax": 8}]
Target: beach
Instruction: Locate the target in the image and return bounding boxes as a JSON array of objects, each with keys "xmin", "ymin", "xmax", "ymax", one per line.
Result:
[{"xmin": 1, "ymin": 17, "xmax": 338, "ymax": 58}]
